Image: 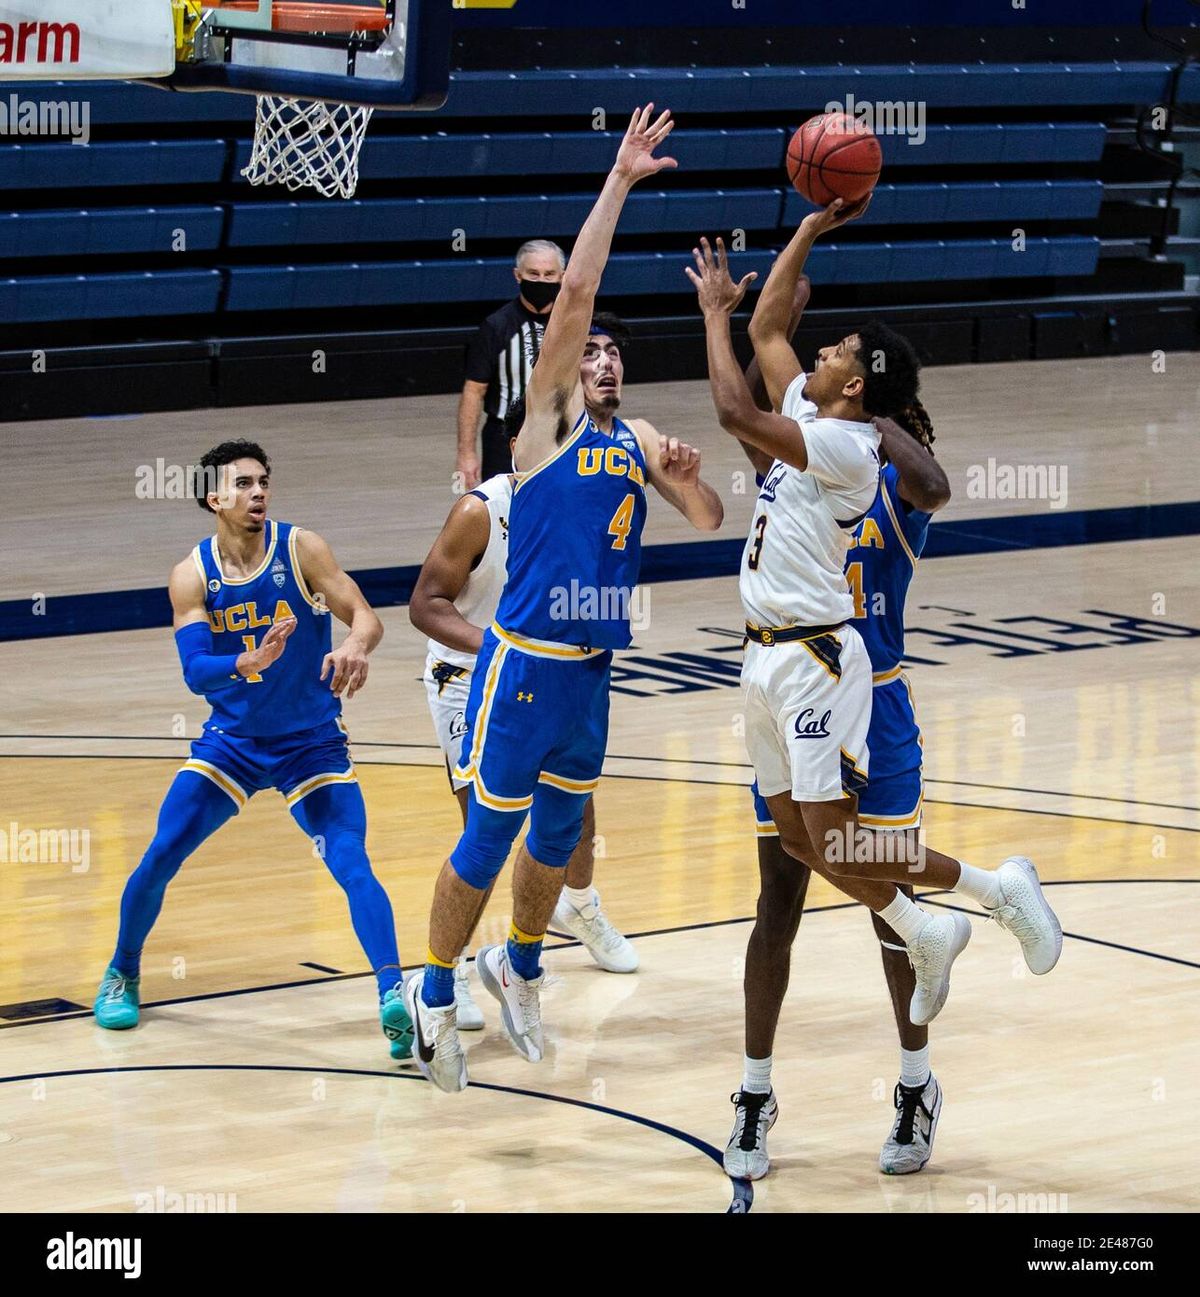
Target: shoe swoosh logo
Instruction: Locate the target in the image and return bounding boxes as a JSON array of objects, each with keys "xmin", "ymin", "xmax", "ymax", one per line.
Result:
[
  {"xmin": 413, "ymin": 1001, "xmax": 435, "ymax": 1063},
  {"xmin": 500, "ymin": 963, "xmax": 510, "ymax": 990}
]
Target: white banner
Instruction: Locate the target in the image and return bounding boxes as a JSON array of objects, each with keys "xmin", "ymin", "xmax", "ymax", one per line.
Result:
[{"xmin": 0, "ymin": 0, "xmax": 175, "ymax": 79}]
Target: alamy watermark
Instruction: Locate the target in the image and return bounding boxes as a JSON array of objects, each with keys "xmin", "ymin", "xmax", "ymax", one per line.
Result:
[
  {"xmin": 824, "ymin": 92, "xmax": 926, "ymax": 146},
  {"xmin": 134, "ymin": 1185, "xmax": 238, "ymax": 1213},
  {"xmin": 0, "ymin": 820, "xmax": 89, "ymax": 872},
  {"xmin": 966, "ymin": 458, "xmax": 1069, "ymax": 509},
  {"xmin": 0, "ymin": 95, "xmax": 89, "ymax": 145},
  {"xmin": 548, "ymin": 581, "xmax": 651, "ymax": 634}
]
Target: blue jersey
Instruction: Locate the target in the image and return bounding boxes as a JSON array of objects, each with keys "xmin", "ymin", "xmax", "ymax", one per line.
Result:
[
  {"xmin": 192, "ymin": 518, "xmax": 339, "ymax": 738},
  {"xmin": 846, "ymin": 463, "xmax": 932, "ymax": 674},
  {"xmin": 496, "ymin": 411, "xmax": 648, "ymax": 651}
]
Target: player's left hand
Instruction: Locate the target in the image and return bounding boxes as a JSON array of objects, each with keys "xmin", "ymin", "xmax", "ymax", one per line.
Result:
[
  {"xmin": 658, "ymin": 434, "xmax": 702, "ymax": 486},
  {"xmin": 321, "ymin": 639, "xmax": 370, "ymax": 699},
  {"xmin": 685, "ymin": 236, "xmax": 758, "ymax": 316},
  {"xmin": 612, "ymin": 104, "xmax": 678, "ymax": 184}
]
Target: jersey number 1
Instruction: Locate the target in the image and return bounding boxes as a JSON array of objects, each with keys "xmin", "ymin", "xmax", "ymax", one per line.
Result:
[
  {"xmin": 608, "ymin": 494, "xmax": 635, "ymax": 551},
  {"xmin": 241, "ymin": 634, "xmax": 263, "ymax": 684}
]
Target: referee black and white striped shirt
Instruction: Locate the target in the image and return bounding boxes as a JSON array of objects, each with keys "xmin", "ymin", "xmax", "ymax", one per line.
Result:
[{"xmin": 464, "ymin": 297, "xmax": 548, "ymax": 478}]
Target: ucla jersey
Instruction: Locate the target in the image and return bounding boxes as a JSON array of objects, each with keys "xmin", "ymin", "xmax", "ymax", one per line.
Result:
[
  {"xmin": 192, "ymin": 518, "xmax": 339, "ymax": 738},
  {"xmin": 846, "ymin": 463, "xmax": 932, "ymax": 674},
  {"xmin": 496, "ymin": 411, "xmax": 648, "ymax": 650}
]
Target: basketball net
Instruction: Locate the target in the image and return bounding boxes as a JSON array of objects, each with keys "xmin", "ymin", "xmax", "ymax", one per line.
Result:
[{"xmin": 242, "ymin": 95, "xmax": 374, "ymax": 199}]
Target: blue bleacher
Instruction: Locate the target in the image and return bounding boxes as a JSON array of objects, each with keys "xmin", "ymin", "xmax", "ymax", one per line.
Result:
[{"xmin": 0, "ymin": 63, "xmax": 1168, "ymax": 324}]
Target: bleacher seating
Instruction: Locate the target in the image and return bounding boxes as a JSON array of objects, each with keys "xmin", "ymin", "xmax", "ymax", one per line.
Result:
[{"xmin": 0, "ymin": 63, "xmax": 1193, "ymax": 327}]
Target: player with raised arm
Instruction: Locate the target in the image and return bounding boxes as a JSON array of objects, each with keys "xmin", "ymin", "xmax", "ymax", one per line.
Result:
[
  {"xmin": 688, "ymin": 220, "xmax": 1062, "ymax": 1179},
  {"xmin": 405, "ymin": 106, "xmax": 725, "ymax": 1093},
  {"xmin": 93, "ymin": 441, "xmax": 413, "ymax": 1061}
]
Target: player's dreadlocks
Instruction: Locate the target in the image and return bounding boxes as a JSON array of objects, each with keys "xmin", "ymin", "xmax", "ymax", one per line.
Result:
[{"xmin": 893, "ymin": 397, "xmax": 936, "ymax": 449}]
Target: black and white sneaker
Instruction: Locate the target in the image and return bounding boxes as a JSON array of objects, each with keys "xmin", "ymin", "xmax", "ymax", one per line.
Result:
[
  {"xmin": 723, "ymin": 1089, "xmax": 778, "ymax": 1180},
  {"xmin": 879, "ymin": 1074, "xmax": 942, "ymax": 1175}
]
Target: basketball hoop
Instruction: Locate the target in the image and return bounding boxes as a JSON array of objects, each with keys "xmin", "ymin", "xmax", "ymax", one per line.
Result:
[
  {"xmin": 213, "ymin": 2, "xmax": 393, "ymax": 198},
  {"xmin": 244, "ymin": 95, "xmax": 374, "ymax": 198}
]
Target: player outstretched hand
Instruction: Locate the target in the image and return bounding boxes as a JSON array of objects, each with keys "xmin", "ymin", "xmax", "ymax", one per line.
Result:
[
  {"xmin": 658, "ymin": 433, "xmax": 702, "ymax": 487},
  {"xmin": 612, "ymin": 104, "xmax": 678, "ymax": 184},
  {"xmin": 239, "ymin": 616, "xmax": 297, "ymax": 677},
  {"xmin": 799, "ymin": 193, "xmax": 872, "ymax": 241},
  {"xmin": 685, "ymin": 236, "xmax": 758, "ymax": 316},
  {"xmin": 321, "ymin": 638, "xmax": 370, "ymax": 699}
]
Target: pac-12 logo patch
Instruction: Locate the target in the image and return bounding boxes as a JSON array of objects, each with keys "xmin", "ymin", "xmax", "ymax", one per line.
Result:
[
  {"xmin": 208, "ymin": 579, "xmax": 221, "ymax": 593},
  {"xmin": 271, "ymin": 557, "xmax": 287, "ymax": 588}
]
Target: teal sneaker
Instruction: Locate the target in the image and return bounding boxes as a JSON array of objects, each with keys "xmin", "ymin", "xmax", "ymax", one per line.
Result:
[
  {"xmin": 380, "ymin": 984, "xmax": 413, "ymax": 1060},
  {"xmin": 94, "ymin": 966, "xmax": 140, "ymax": 1030}
]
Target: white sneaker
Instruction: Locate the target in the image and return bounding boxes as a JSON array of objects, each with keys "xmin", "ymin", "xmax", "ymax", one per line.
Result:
[
  {"xmin": 553, "ymin": 888, "xmax": 639, "ymax": 973},
  {"xmin": 990, "ymin": 856, "xmax": 1063, "ymax": 975},
  {"xmin": 879, "ymin": 1075, "xmax": 941, "ymax": 1175},
  {"xmin": 403, "ymin": 971, "xmax": 468, "ymax": 1093},
  {"xmin": 454, "ymin": 957, "xmax": 484, "ymax": 1031},
  {"xmin": 475, "ymin": 944, "xmax": 544, "ymax": 1062},
  {"xmin": 907, "ymin": 912, "xmax": 971, "ymax": 1026},
  {"xmin": 723, "ymin": 1089, "xmax": 778, "ymax": 1180}
]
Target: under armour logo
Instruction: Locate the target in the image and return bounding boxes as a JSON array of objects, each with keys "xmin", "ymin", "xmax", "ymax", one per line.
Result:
[{"xmin": 517, "ymin": 691, "xmax": 534, "ymax": 703}]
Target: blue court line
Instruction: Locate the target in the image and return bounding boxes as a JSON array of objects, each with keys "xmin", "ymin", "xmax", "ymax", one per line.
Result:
[{"xmin": 3, "ymin": 498, "xmax": 1198, "ymax": 642}]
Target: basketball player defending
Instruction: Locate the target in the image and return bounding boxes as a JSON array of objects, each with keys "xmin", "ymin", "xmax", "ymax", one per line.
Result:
[
  {"xmin": 93, "ymin": 441, "xmax": 413, "ymax": 1062},
  {"xmin": 410, "ymin": 349, "xmax": 645, "ymax": 1029},
  {"xmin": 688, "ymin": 222, "xmax": 1061, "ymax": 1178},
  {"xmin": 406, "ymin": 106, "xmax": 724, "ymax": 1093}
]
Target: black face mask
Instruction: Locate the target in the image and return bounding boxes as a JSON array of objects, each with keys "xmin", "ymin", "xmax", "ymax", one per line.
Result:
[{"xmin": 519, "ymin": 279, "xmax": 560, "ymax": 311}]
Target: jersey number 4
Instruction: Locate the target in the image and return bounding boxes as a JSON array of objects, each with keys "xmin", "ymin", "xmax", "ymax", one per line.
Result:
[
  {"xmin": 608, "ymin": 494, "xmax": 635, "ymax": 551},
  {"xmin": 845, "ymin": 562, "xmax": 867, "ymax": 619},
  {"xmin": 241, "ymin": 634, "xmax": 264, "ymax": 684}
]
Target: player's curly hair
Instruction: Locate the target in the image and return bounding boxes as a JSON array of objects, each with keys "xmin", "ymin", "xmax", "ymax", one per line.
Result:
[
  {"xmin": 893, "ymin": 396, "xmax": 936, "ymax": 449},
  {"xmin": 194, "ymin": 439, "xmax": 271, "ymax": 512},
  {"xmin": 853, "ymin": 321, "xmax": 921, "ymax": 420}
]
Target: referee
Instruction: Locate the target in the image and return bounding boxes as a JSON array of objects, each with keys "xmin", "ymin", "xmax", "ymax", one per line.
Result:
[{"xmin": 456, "ymin": 239, "xmax": 566, "ymax": 488}]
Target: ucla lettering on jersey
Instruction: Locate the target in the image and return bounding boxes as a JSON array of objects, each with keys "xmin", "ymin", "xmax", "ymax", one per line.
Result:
[
  {"xmin": 193, "ymin": 518, "xmax": 338, "ymax": 738},
  {"xmin": 846, "ymin": 463, "xmax": 932, "ymax": 674},
  {"xmin": 496, "ymin": 412, "xmax": 648, "ymax": 650}
]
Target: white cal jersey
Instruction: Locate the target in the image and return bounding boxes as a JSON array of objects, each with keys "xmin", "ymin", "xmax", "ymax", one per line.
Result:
[
  {"xmin": 426, "ymin": 473, "xmax": 514, "ymax": 669},
  {"xmin": 740, "ymin": 373, "xmax": 881, "ymax": 628}
]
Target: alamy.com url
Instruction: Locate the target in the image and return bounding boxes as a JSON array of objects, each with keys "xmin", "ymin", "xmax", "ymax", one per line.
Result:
[{"xmin": 1028, "ymin": 1260, "xmax": 1154, "ymax": 1273}]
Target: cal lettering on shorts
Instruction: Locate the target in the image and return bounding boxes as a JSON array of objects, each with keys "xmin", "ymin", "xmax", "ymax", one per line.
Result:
[{"xmin": 45, "ymin": 1233, "xmax": 142, "ymax": 1279}]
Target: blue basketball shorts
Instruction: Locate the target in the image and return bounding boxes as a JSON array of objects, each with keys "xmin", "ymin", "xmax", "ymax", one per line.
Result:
[
  {"xmin": 751, "ymin": 672, "xmax": 923, "ymax": 833},
  {"xmin": 180, "ymin": 716, "xmax": 356, "ymax": 812},
  {"xmin": 453, "ymin": 625, "xmax": 612, "ymax": 811}
]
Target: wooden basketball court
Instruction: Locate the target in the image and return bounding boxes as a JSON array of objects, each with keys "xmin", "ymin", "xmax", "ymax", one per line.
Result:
[{"xmin": 1, "ymin": 355, "xmax": 1197, "ymax": 1213}]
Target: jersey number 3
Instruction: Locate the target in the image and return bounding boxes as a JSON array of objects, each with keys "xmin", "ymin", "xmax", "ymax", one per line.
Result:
[
  {"xmin": 608, "ymin": 494, "xmax": 635, "ymax": 551},
  {"xmin": 747, "ymin": 514, "xmax": 767, "ymax": 570}
]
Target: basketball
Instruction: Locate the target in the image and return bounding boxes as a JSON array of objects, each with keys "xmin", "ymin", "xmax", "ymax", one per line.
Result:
[{"xmin": 786, "ymin": 112, "xmax": 882, "ymax": 206}]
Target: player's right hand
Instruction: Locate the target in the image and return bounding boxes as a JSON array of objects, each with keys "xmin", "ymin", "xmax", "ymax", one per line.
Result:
[
  {"xmin": 685, "ymin": 236, "xmax": 758, "ymax": 316},
  {"xmin": 800, "ymin": 193, "xmax": 872, "ymax": 240},
  {"xmin": 239, "ymin": 616, "xmax": 297, "ymax": 676},
  {"xmin": 612, "ymin": 104, "xmax": 678, "ymax": 184}
]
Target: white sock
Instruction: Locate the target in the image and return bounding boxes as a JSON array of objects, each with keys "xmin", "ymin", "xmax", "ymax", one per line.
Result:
[
  {"xmin": 742, "ymin": 1054, "xmax": 773, "ymax": 1095},
  {"xmin": 877, "ymin": 891, "xmax": 930, "ymax": 945},
  {"xmin": 457, "ymin": 946, "xmax": 470, "ymax": 968},
  {"xmin": 955, "ymin": 861, "xmax": 1003, "ymax": 909},
  {"xmin": 563, "ymin": 884, "xmax": 594, "ymax": 910},
  {"xmin": 900, "ymin": 1045, "xmax": 930, "ymax": 1089}
]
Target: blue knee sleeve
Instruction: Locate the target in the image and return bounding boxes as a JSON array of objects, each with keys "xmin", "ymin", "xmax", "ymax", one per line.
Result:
[
  {"xmin": 525, "ymin": 782, "xmax": 586, "ymax": 868},
  {"xmin": 450, "ymin": 788, "xmax": 525, "ymax": 888}
]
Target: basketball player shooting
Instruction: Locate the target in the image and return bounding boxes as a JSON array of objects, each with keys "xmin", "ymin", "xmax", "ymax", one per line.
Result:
[
  {"xmin": 405, "ymin": 105, "xmax": 725, "ymax": 1093},
  {"xmin": 687, "ymin": 216, "xmax": 1062, "ymax": 1178}
]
